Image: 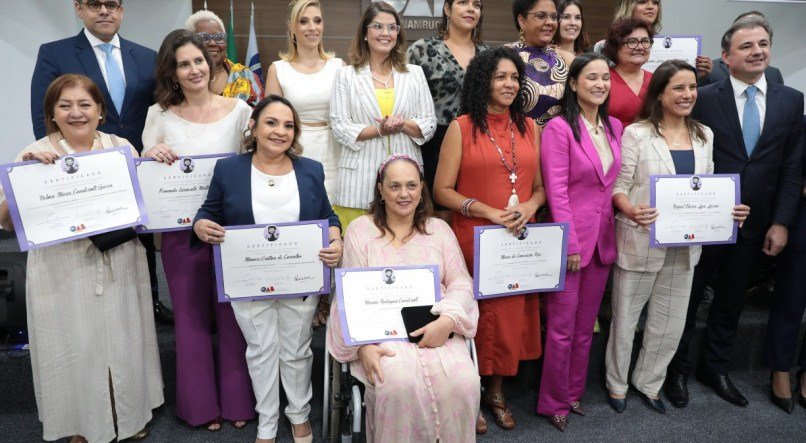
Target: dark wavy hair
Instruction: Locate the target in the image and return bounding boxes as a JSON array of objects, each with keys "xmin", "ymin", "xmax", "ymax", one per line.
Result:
[
  {"xmin": 154, "ymin": 29, "xmax": 214, "ymax": 110},
  {"xmin": 242, "ymin": 95, "xmax": 303, "ymax": 158},
  {"xmin": 460, "ymin": 47, "xmax": 527, "ymax": 138},
  {"xmin": 558, "ymin": 52, "xmax": 616, "ymax": 143},
  {"xmin": 637, "ymin": 60, "xmax": 707, "ymax": 144},
  {"xmin": 553, "ymin": 0, "xmax": 589, "ymax": 54},
  {"xmin": 436, "ymin": 0, "xmax": 484, "ymax": 45},
  {"xmin": 512, "ymin": 0, "xmax": 558, "ymax": 31},
  {"xmin": 347, "ymin": 1, "xmax": 408, "ymax": 73},
  {"xmin": 602, "ymin": 17, "xmax": 653, "ymax": 65},
  {"xmin": 369, "ymin": 156, "xmax": 433, "ymax": 240}
]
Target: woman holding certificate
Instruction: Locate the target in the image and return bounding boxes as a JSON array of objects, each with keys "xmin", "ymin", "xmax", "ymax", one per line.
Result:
[
  {"xmin": 327, "ymin": 155, "xmax": 480, "ymax": 442},
  {"xmin": 193, "ymin": 95, "xmax": 342, "ymax": 443},
  {"xmin": 0, "ymin": 74, "xmax": 163, "ymax": 442},
  {"xmin": 434, "ymin": 46, "xmax": 546, "ymax": 432},
  {"xmin": 141, "ymin": 30, "xmax": 255, "ymax": 432},
  {"xmin": 330, "ymin": 2, "xmax": 437, "ymax": 228},
  {"xmin": 604, "ymin": 60, "xmax": 749, "ymax": 414},
  {"xmin": 538, "ymin": 53, "xmax": 622, "ymax": 431}
]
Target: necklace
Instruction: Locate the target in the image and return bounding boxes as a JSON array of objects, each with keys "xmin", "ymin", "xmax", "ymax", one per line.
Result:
[
  {"xmin": 662, "ymin": 125, "xmax": 689, "ymax": 149},
  {"xmin": 178, "ymin": 93, "xmax": 213, "ymax": 139},
  {"xmin": 484, "ymin": 118, "xmax": 520, "ymax": 208},
  {"xmin": 370, "ymin": 70, "xmax": 393, "ymax": 89}
]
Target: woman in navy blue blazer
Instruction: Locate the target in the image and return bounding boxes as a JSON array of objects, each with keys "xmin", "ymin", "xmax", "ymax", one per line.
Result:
[{"xmin": 193, "ymin": 95, "xmax": 342, "ymax": 443}]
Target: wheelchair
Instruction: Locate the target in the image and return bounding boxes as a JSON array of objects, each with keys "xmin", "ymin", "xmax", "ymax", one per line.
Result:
[{"xmin": 321, "ymin": 333, "xmax": 479, "ymax": 442}]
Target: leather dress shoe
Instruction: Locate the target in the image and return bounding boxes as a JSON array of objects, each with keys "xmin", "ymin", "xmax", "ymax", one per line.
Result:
[
  {"xmin": 153, "ymin": 300, "xmax": 174, "ymax": 324},
  {"xmin": 770, "ymin": 372, "xmax": 794, "ymax": 414},
  {"xmin": 664, "ymin": 372, "xmax": 689, "ymax": 408},
  {"xmin": 569, "ymin": 401, "xmax": 584, "ymax": 416},
  {"xmin": 606, "ymin": 395, "xmax": 627, "ymax": 413},
  {"xmin": 796, "ymin": 369, "xmax": 806, "ymax": 409},
  {"xmin": 697, "ymin": 370, "xmax": 748, "ymax": 406},
  {"xmin": 637, "ymin": 391, "xmax": 666, "ymax": 414}
]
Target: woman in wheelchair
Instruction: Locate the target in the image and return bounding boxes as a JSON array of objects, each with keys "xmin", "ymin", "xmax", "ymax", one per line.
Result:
[{"xmin": 327, "ymin": 155, "xmax": 481, "ymax": 442}]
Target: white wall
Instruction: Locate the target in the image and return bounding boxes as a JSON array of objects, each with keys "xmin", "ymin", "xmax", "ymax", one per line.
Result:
[
  {"xmin": 663, "ymin": 0, "xmax": 805, "ymax": 103},
  {"xmin": 0, "ymin": 0, "xmax": 192, "ymax": 162}
]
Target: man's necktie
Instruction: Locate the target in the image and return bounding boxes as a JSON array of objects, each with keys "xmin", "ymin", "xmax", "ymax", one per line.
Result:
[
  {"xmin": 99, "ymin": 43, "xmax": 125, "ymax": 115},
  {"xmin": 742, "ymin": 85, "xmax": 761, "ymax": 157}
]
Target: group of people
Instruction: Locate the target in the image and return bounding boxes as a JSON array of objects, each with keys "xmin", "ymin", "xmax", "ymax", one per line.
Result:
[{"xmin": 1, "ymin": 0, "xmax": 803, "ymax": 442}]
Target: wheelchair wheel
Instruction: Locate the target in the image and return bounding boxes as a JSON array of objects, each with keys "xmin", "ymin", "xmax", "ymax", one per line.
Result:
[{"xmin": 328, "ymin": 357, "xmax": 342, "ymax": 441}]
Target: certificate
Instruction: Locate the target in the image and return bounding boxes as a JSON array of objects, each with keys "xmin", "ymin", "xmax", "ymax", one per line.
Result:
[
  {"xmin": 644, "ymin": 35, "xmax": 702, "ymax": 73},
  {"xmin": 213, "ymin": 220, "xmax": 330, "ymax": 302},
  {"xmin": 473, "ymin": 223, "xmax": 569, "ymax": 299},
  {"xmin": 0, "ymin": 147, "xmax": 147, "ymax": 251},
  {"xmin": 650, "ymin": 174, "xmax": 740, "ymax": 247},
  {"xmin": 134, "ymin": 153, "xmax": 231, "ymax": 232},
  {"xmin": 336, "ymin": 265, "xmax": 441, "ymax": 345}
]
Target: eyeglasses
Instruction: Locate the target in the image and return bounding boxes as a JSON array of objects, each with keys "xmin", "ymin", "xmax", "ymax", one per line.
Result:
[
  {"xmin": 623, "ymin": 38, "xmax": 653, "ymax": 49},
  {"xmin": 82, "ymin": 0, "xmax": 122, "ymax": 12},
  {"xmin": 522, "ymin": 12, "xmax": 559, "ymax": 22},
  {"xmin": 367, "ymin": 22, "xmax": 401, "ymax": 34},
  {"xmin": 197, "ymin": 32, "xmax": 227, "ymax": 44}
]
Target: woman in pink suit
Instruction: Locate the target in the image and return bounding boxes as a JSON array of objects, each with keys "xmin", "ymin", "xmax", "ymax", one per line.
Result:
[{"xmin": 538, "ymin": 52, "xmax": 623, "ymax": 432}]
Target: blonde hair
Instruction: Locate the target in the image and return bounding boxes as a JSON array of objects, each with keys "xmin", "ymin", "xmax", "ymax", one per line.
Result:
[
  {"xmin": 613, "ymin": 0, "xmax": 662, "ymax": 33},
  {"xmin": 280, "ymin": 0, "xmax": 333, "ymax": 62},
  {"xmin": 185, "ymin": 9, "xmax": 225, "ymax": 33}
]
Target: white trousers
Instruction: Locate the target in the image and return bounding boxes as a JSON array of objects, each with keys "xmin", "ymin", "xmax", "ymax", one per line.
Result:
[
  {"xmin": 605, "ymin": 247, "xmax": 693, "ymax": 396},
  {"xmin": 231, "ymin": 295, "xmax": 318, "ymax": 439}
]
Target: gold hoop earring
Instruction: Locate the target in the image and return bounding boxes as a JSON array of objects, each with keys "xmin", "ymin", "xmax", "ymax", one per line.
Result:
[{"xmin": 519, "ymin": 29, "xmax": 525, "ymax": 45}]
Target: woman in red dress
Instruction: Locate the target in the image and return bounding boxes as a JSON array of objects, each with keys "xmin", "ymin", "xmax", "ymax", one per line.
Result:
[
  {"xmin": 603, "ymin": 18, "xmax": 654, "ymax": 127},
  {"xmin": 435, "ymin": 46, "xmax": 546, "ymax": 433}
]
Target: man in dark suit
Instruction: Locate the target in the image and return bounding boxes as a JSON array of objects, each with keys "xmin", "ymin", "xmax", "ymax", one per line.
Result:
[
  {"xmin": 666, "ymin": 16, "xmax": 804, "ymax": 408},
  {"xmin": 30, "ymin": 0, "xmax": 172, "ymax": 323}
]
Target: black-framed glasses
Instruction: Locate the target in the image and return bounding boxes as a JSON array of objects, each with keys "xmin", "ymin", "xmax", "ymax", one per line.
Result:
[
  {"xmin": 522, "ymin": 12, "xmax": 559, "ymax": 22},
  {"xmin": 367, "ymin": 22, "xmax": 401, "ymax": 34},
  {"xmin": 623, "ymin": 37, "xmax": 653, "ymax": 49},
  {"xmin": 197, "ymin": 32, "xmax": 227, "ymax": 44},
  {"xmin": 82, "ymin": 0, "xmax": 122, "ymax": 12}
]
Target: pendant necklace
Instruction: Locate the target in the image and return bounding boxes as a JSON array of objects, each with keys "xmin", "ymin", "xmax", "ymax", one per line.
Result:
[{"xmin": 485, "ymin": 119, "xmax": 520, "ymax": 208}]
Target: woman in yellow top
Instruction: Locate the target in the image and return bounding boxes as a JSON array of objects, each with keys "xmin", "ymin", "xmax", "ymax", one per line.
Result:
[{"xmin": 185, "ymin": 9, "xmax": 264, "ymax": 107}]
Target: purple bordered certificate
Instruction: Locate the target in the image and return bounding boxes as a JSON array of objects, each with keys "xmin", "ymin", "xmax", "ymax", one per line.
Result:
[
  {"xmin": 473, "ymin": 223, "xmax": 569, "ymax": 299},
  {"xmin": 336, "ymin": 265, "xmax": 441, "ymax": 346},
  {"xmin": 213, "ymin": 220, "xmax": 330, "ymax": 302},
  {"xmin": 0, "ymin": 146, "xmax": 147, "ymax": 251},
  {"xmin": 649, "ymin": 174, "xmax": 741, "ymax": 247},
  {"xmin": 644, "ymin": 35, "xmax": 702, "ymax": 73},
  {"xmin": 134, "ymin": 153, "xmax": 232, "ymax": 233}
]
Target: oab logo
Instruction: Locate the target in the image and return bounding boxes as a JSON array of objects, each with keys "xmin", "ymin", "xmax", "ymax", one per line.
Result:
[
  {"xmin": 507, "ymin": 283, "xmax": 521, "ymax": 290},
  {"xmin": 70, "ymin": 224, "xmax": 87, "ymax": 233},
  {"xmin": 260, "ymin": 286, "xmax": 276, "ymax": 293},
  {"xmin": 176, "ymin": 217, "xmax": 192, "ymax": 225},
  {"xmin": 384, "ymin": 330, "xmax": 399, "ymax": 336},
  {"xmin": 684, "ymin": 234, "xmax": 696, "ymax": 240}
]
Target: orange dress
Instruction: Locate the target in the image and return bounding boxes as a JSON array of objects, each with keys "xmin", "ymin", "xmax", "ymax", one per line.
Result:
[{"xmin": 451, "ymin": 112, "xmax": 542, "ymax": 376}]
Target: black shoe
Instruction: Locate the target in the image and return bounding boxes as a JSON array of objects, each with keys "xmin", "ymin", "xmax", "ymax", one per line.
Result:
[
  {"xmin": 796, "ymin": 369, "xmax": 806, "ymax": 409},
  {"xmin": 153, "ymin": 300, "xmax": 174, "ymax": 324},
  {"xmin": 664, "ymin": 372, "xmax": 689, "ymax": 408},
  {"xmin": 637, "ymin": 391, "xmax": 666, "ymax": 414},
  {"xmin": 697, "ymin": 370, "xmax": 748, "ymax": 406},
  {"xmin": 606, "ymin": 395, "xmax": 627, "ymax": 413},
  {"xmin": 770, "ymin": 372, "xmax": 794, "ymax": 414}
]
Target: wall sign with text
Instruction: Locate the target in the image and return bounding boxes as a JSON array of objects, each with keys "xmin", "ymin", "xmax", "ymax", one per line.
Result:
[{"xmin": 364, "ymin": 0, "xmax": 443, "ymax": 39}]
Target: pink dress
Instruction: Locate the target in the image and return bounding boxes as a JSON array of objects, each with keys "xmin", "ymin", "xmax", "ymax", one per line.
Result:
[{"xmin": 327, "ymin": 215, "xmax": 480, "ymax": 442}]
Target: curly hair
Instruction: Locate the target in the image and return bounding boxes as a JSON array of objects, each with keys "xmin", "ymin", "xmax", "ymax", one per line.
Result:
[
  {"xmin": 184, "ymin": 9, "xmax": 225, "ymax": 33},
  {"xmin": 558, "ymin": 52, "xmax": 616, "ymax": 143},
  {"xmin": 154, "ymin": 29, "xmax": 214, "ymax": 110},
  {"xmin": 553, "ymin": 0, "xmax": 589, "ymax": 54},
  {"xmin": 369, "ymin": 156, "xmax": 433, "ymax": 240},
  {"xmin": 347, "ymin": 2, "xmax": 408, "ymax": 73},
  {"xmin": 637, "ymin": 60, "xmax": 707, "ymax": 144},
  {"xmin": 436, "ymin": 0, "xmax": 484, "ymax": 45},
  {"xmin": 241, "ymin": 95, "xmax": 303, "ymax": 158},
  {"xmin": 602, "ymin": 17, "xmax": 653, "ymax": 65},
  {"xmin": 460, "ymin": 47, "xmax": 527, "ymax": 139}
]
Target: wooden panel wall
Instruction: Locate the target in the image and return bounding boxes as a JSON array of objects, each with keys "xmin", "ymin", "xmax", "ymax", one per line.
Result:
[{"xmin": 190, "ymin": 1, "xmax": 616, "ymax": 75}]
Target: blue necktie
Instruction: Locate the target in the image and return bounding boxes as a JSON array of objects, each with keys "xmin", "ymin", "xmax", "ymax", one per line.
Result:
[
  {"xmin": 742, "ymin": 85, "xmax": 760, "ymax": 156},
  {"xmin": 99, "ymin": 43, "xmax": 125, "ymax": 115}
]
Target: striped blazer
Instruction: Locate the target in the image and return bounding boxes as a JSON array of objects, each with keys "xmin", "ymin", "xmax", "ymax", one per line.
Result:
[
  {"xmin": 613, "ymin": 121, "xmax": 714, "ymax": 272},
  {"xmin": 330, "ymin": 64, "xmax": 437, "ymax": 209}
]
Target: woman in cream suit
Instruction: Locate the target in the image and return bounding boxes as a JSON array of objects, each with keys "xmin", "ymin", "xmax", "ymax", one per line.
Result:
[
  {"xmin": 330, "ymin": 2, "xmax": 436, "ymax": 228},
  {"xmin": 604, "ymin": 60, "xmax": 749, "ymax": 414}
]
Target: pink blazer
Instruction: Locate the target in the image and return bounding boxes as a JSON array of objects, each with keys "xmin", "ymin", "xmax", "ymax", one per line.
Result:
[{"xmin": 541, "ymin": 115, "xmax": 623, "ymax": 267}]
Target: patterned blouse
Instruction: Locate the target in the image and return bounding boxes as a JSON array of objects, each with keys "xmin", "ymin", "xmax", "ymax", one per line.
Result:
[
  {"xmin": 508, "ymin": 42, "xmax": 568, "ymax": 126},
  {"xmin": 222, "ymin": 58, "xmax": 264, "ymax": 107},
  {"xmin": 407, "ymin": 37, "xmax": 488, "ymax": 126}
]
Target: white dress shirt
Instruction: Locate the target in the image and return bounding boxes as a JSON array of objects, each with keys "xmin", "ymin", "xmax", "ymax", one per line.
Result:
[
  {"xmin": 84, "ymin": 29, "xmax": 126, "ymax": 89},
  {"xmin": 729, "ymin": 74, "xmax": 767, "ymax": 131}
]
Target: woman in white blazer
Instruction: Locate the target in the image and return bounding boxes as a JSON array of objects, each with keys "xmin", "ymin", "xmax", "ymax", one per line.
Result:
[
  {"xmin": 604, "ymin": 60, "xmax": 749, "ymax": 414},
  {"xmin": 330, "ymin": 2, "xmax": 436, "ymax": 228}
]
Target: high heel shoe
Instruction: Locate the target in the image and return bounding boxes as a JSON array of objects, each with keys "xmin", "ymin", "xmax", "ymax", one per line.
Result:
[
  {"xmin": 770, "ymin": 372, "xmax": 794, "ymax": 414},
  {"xmin": 291, "ymin": 421, "xmax": 313, "ymax": 443},
  {"xmin": 797, "ymin": 369, "xmax": 806, "ymax": 409}
]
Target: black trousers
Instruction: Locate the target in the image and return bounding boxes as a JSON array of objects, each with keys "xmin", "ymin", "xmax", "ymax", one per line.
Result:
[
  {"xmin": 138, "ymin": 233, "xmax": 160, "ymax": 303},
  {"xmin": 765, "ymin": 203, "xmax": 806, "ymax": 371},
  {"xmin": 669, "ymin": 233, "xmax": 765, "ymax": 376},
  {"xmin": 421, "ymin": 124, "xmax": 449, "ymax": 210}
]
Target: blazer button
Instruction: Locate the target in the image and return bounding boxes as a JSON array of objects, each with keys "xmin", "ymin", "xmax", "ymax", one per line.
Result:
[
  {"xmin": 596, "ymin": 207, "xmax": 602, "ymax": 213},
  {"xmin": 599, "ymin": 186, "xmax": 606, "ymax": 192}
]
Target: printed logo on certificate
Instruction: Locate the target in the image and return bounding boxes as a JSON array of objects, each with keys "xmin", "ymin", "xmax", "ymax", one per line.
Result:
[
  {"xmin": 134, "ymin": 153, "xmax": 232, "ymax": 232},
  {"xmin": 473, "ymin": 223, "xmax": 569, "ymax": 299},
  {"xmin": 213, "ymin": 220, "xmax": 330, "ymax": 302},
  {"xmin": 0, "ymin": 147, "xmax": 147, "ymax": 251},
  {"xmin": 643, "ymin": 35, "xmax": 702, "ymax": 73},
  {"xmin": 649, "ymin": 174, "xmax": 740, "ymax": 247},
  {"xmin": 335, "ymin": 265, "xmax": 441, "ymax": 345}
]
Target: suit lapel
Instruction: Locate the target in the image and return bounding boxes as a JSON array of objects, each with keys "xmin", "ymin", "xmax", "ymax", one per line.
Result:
[
  {"xmin": 715, "ymin": 80, "xmax": 746, "ymax": 160},
  {"xmin": 291, "ymin": 157, "xmax": 308, "ymax": 221},
  {"xmin": 356, "ymin": 66, "xmax": 383, "ymax": 119},
  {"xmin": 650, "ymin": 136, "xmax": 676, "ymax": 174},
  {"xmin": 692, "ymin": 133, "xmax": 707, "ymax": 174},
  {"xmin": 240, "ymin": 154, "xmax": 256, "ymax": 225},
  {"xmin": 75, "ymin": 32, "xmax": 118, "ymax": 118},
  {"xmin": 576, "ymin": 116, "xmax": 606, "ymax": 184},
  {"xmin": 119, "ymin": 38, "xmax": 137, "ymax": 119},
  {"xmin": 390, "ymin": 69, "xmax": 407, "ymax": 116},
  {"xmin": 755, "ymin": 83, "xmax": 780, "ymax": 157}
]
